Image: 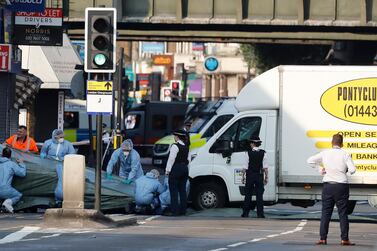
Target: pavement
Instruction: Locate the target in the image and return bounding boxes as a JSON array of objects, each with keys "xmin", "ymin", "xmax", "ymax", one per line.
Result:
[{"xmin": 0, "ymin": 203, "xmax": 376, "ymax": 251}]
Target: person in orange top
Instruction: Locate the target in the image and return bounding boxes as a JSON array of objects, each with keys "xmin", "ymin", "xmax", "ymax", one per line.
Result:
[{"xmin": 3, "ymin": 126, "xmax": 39, "ymax": 153}]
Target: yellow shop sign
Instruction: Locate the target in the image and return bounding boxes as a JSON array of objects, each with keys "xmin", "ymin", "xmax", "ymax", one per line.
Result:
[{"xmin": 321, "ymin": 78, "xmax": 377, "ymax": 125}]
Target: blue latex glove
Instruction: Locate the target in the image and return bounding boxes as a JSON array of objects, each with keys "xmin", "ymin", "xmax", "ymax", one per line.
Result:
[
  {"xmin": 106, "ymin": 173, "xmax": 113, "ymax": 180},
  {"xmin": 40, "ymin": 152, "xmax": 46, "ymax": 159},
  {"xmin": 122, "ymin": 179, "xmax": 132, "ymax": 185}
]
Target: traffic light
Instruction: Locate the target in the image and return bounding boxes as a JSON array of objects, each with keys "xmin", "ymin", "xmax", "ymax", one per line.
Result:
[
  {"xmin": 85, "ymin": 8, "xmax": 116, "ymax": 73},
  {"xmin": 171, "ymin": 80, "xmax": 181, "ymax": 101}
]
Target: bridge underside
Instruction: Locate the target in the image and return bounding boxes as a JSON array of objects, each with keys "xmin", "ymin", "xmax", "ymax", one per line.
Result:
[
  {"xmin": 67, "ymin": 22, "xmax": 377, "ymax": 44},
  {"xmin": 65, "ymin": 0, "xmax": 377, "ymax": 43}
]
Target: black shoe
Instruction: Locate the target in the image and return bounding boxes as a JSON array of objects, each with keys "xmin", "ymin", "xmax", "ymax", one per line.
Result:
[
  {"xmin": 241, "ymin": 213, "xmax": 248, "ymax": 218},
  {"xmin": 257, "ymin": 215, "xmax": 265, "ymax": 218}
]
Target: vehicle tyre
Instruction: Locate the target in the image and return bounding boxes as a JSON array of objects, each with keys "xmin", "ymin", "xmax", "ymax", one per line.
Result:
[
  {"xmin": 192, "ymin": 182, "xmax": 225, "ymax": 210},
  {"xmin": 346, "ymin": 200, "xmax": 356, "ymax": 215}
]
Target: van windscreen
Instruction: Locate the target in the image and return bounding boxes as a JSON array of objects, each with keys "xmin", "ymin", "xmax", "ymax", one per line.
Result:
[{"xmin": 189, "ymin": 116, "xmax": 210, "ymax": 133}]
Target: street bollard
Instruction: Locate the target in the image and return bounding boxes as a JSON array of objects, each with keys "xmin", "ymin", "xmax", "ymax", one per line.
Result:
[{"xmin": 62, "ymin": 154, "xmax": 85, "ymax": 209}]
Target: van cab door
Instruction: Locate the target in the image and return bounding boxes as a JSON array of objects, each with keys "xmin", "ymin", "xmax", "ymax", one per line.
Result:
[{"xmin": 210, "ymin": 113, "xmax": 276, "ymax": 203}]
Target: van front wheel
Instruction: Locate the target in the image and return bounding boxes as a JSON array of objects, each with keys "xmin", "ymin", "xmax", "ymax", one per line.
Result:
[{"xmin": 193, "ymin": 182, "xmax": 225, "ymax": 210}]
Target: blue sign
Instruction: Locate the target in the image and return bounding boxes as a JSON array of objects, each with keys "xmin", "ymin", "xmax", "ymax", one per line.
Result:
[
  {"xmin": 204, "ymin": 57, "xmax": 219, "ymax": 72},
  {"xmin": 5, "ymin": 0, "xmax": 46, "ymax": 13},
  {"xmin": 141, "ymin": 42, "xmax": 165, "ymax": 54}
]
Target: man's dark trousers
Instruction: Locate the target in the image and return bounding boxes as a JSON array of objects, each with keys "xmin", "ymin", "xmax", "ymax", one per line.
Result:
[
  {"xmin": 320, "ymin": 183, "xmax": 350, "ymax": 241},
  {"xmin": 242, "ymin": 173, "xmax": 264, "ymax": 217}
]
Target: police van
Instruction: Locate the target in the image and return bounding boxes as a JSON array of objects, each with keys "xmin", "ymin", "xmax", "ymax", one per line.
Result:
[{"xmin": 152, "ymin": 98, "xmax": 237, "ymax": 168}]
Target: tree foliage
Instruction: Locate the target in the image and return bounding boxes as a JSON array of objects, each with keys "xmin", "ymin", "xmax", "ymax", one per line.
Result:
[{"xmin": 240, "ymin": 43, "xmax": 330, "ymax": 75}]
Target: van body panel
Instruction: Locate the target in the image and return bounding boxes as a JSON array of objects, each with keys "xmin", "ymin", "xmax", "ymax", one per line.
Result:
[{"xmin": 192, "ymin": 66, "xmax": 377, "ymax": 206}]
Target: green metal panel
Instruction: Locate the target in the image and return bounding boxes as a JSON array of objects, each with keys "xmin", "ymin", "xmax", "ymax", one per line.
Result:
[
  {"xmin": 305, "ymin": 0, "xmax": 335, "ymax": 20},
  {"xmin": 336, "ymin": 0, "xmax": 360, "ymax": 20},
  {"xmin": 246, "ymin": 0, "xmax": 274, "ymax": 19},
  {"xmin": 154, "ymin": 0, "xmax": 177, "ymax": 17},
  {"xmin": 68, "ymin": 0, "xmax": 92, "ymax": 19},
  {"xmin": 213, "ymin": 0, "xmax": 237, "ymax": 19},
  {"xmin": 123, "ymin": 0, "xmax": 152, "ymax": 18},
  {"xmin": 275, "ymin": 0, "xmax": 298, "ymax": 19},
  {"xmin": 184, "ymin": 0, "xmax": 213, "ymax": 18}
]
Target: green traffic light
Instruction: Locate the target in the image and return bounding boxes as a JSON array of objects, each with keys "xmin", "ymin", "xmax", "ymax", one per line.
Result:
[{"xmin": 93, "ymin": 53, "xmax": 107, "ymax": 66}]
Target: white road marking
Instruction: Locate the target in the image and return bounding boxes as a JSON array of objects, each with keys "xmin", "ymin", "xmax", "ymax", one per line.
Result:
[
  {"xmin": 39, "ymin": 228, "xmax": 92, "ymax": 234},
  {"xmin": 280, "ymin": 231, "xmax": 295, "ymax": 235},
  {"xmin": 0, "ymin": 226, "xmax": 40, "ymax": 244},
  {"xmin": 266, "ymin": 234, "xmax": 279, "ymax": 238},
  {"xmin": 138, "ymin": 215, "xmax": 161, "ymax": 225},
  {"xmin": 248, "ymin": 238, "xmax": 266, "ymax": 242},
  {"xmin": 41, "ymin": 234, "xmax": 61, "ymax": 239},
  {"xmin": 227, "ymin": 242, "xmax": 247, "ymax": 247},
  {"xmin": 297, "ymin": 220, "xmax": 307, "ymax": 227},
  {"xmin": 139, "ymin": 225, "xmax": 286, "ymax": 233},
  {"xmin": 208, "ymin": 219, "xmax": 308, "ymax": 251},
  {"xmin": 145, "ymin": 215, "xmax": 160, "ymax": 221},
  {"xmin": 208, "ymin": 248, "xmax": 228, "ymax": 251},
  {"xmin": 20, "ymin": 238, "xmax": 40, "ymax": 242},
  {"xmin": 74, "ymin": 231, "xmax": 92, "ymax": 234}
]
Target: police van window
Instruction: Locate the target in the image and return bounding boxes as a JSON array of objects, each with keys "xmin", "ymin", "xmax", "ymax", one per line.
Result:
[
  {"xmin": 152, "ymin": 115, "xmax": 167, "ymax": 130},
  {"xmin": 189, "ymin": 116, "xmax": 208, "ymax": 133},
  {"xmin": 172, "ymin": 115, "xmax": 185, "ymax": 130},
  {"xmin": 125, "ymin": 115, "xmax": 140, "ymax": 130},
  {"xmin": 64, "ymin": 112, "xmax": 79, "ymax": 129},
  {"xmin": 235, "ymin": 117, "xmax": 262, "ymax": 152},
  {"xmin": 202, "ymin": 115, "xmax": 234, "ymax": 139}
]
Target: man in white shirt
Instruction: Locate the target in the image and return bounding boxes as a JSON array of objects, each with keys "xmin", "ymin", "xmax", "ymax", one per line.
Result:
[{"xmin": 307, "ymin": 133, "xmax": 356, "ymax": 246}]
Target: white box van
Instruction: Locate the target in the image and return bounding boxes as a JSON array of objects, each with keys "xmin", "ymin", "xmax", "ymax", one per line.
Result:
[{"xmin": 190, "ymin": 66, "xmax": 377, "ymax": 211}]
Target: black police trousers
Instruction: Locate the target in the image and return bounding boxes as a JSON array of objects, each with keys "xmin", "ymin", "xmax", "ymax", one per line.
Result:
[
  {"xmin": 169, "ymin": 163, "xmax": 188, "ymax": 216},
  {"xmin": 242, "ymin": 173, "xmax": 264, "ymax": 217}
]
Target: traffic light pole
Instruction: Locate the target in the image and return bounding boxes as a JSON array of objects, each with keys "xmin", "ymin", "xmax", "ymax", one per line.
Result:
[
  {"xmin": 116, "ymin": 47, "xmax": 124, "ymax": 143},
  {"xmin": 84, "ymin": 8, "xmax": 117, "ymax": 211},
  {"xmin": 182, "ymin": 67, "xmax": 188, "ymax": 102},
  {"xmin": 95, "ymin": 113, "xmax": 102, "ymax": 211}
]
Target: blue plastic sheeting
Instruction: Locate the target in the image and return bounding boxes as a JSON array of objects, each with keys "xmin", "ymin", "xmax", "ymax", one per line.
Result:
[{"xmin": 0, "ymin": 145, "xmax": 135, "ymax": 211}]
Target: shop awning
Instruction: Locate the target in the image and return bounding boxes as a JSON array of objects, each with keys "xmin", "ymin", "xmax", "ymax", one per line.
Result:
[{"xmin": 20, "ymin": 34, "xmax": 83, "ymax": 90}]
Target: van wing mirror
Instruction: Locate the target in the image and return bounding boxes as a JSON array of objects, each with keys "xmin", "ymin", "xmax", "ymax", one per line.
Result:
[{"xmin": 210, "ymin": 138, "xmax": 233, "ymax": 158}]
